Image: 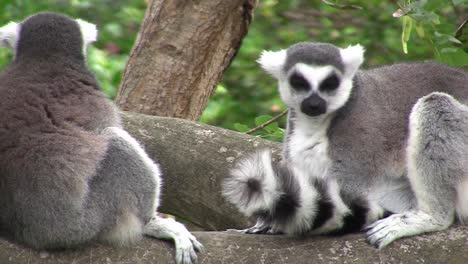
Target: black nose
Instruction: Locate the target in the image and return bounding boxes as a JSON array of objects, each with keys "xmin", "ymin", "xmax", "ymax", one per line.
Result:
[{"xmin": 300, "ymin": 94, "xmax": 327, "ymax": 116}]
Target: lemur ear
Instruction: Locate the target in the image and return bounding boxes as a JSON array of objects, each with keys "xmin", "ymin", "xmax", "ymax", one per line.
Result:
[
  {"xmin": 0, "ymin": 22, "xmax": 19, "ymax": 49},
  {"xmin": 340, "ymin": 44, "xmax": 365, "ymax": 77},
  {"xmin": 75, "ymin": 19, "xmax": 98, "ymax": 46},
  {"xmin": 257, "ymin": 49, "xmax": 287, "ymax": 79}
]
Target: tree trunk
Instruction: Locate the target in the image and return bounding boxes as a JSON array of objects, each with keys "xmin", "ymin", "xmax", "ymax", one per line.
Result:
[
  {"xmin": 3, "ymin": 227, "xmax": 468, "ymax": 264},
  {"xmin": 115, "ymin": 0, "xmax": 258, "ymax": 120},
  {"xmin": 121, "ymin": 111, "xmax": 281, "ymax": 230}
]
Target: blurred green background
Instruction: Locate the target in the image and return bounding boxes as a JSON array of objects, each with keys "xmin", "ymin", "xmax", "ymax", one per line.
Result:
[{"xmin": 1, "ymin": 0, "xmax": 466, "ymax": 141}]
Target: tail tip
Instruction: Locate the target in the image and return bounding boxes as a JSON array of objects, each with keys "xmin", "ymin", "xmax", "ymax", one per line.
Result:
[{"xmin": 246, "ymin": 178, "xmax": 261, "ymax": 193}]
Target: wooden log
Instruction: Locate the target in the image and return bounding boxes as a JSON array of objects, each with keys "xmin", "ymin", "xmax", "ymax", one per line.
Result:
[
  {"xmin": 121, "ymin": 111, "xmax": 281, "ymax": 230},
  {"xmin": 2, "ymin": 228, "xmax": 468, "ymax": 264}
]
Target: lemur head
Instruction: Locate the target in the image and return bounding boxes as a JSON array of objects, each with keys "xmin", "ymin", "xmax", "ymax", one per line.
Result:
[
  {"xmin": 258, "ymin": 42, "xmax": 364, "ymax": 117},
  {"xmin": 0, "ymin": 12, "xmax": 97, "ymax": 61}
]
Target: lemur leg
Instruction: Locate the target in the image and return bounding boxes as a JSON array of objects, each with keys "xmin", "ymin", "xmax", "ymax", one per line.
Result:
[
  {"xmin": 366, "ymin": 92, "xmax": 467, "ymax": 249},
  {"xmin": 100, "ymin": 127, "xmax": 202, "ymax": 264}
]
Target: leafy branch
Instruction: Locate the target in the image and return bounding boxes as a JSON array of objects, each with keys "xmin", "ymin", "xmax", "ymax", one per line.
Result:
[{"xmin": 245, "ymin": 109, "xmax": 288, "ymax": 134}]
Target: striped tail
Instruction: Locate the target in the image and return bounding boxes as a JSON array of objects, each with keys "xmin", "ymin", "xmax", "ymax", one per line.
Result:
[
  {"xmin": 223, "ymin": 150, "xmax": 285, "ymax": 218},
  {"xmin": 223, "ymin": 151, "xmax": 391, "ymax": 236},
  {"xmin": 223, "ymin": 150, "xmax": 315, "ymax": 235}
]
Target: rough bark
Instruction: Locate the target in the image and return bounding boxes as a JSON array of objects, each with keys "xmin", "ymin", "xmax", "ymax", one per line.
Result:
[
  {"xmin": 3, "ymin": 227, "xmax": 468, "ymax": 264},
  {"xmin": 2, "ymin": 112, "xmax": 468, "ymax": 262},
  {"xmin": 115, "ymin": 0, "xmax": 258, "ymax": 120},
  {"xmin": 121, "ymin": 111, "xmax": 281, "ymax": 230}
]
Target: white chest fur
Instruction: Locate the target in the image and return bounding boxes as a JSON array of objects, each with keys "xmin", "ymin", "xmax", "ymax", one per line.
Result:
[{"xmin": 288, "ymin": 113, "xmax": 332, "ymax": 180}]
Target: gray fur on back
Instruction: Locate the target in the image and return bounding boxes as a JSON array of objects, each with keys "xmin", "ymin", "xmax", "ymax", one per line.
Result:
[
  {"xmin": 0, "ymin": 12, "xmax": 144, "ymax": 249},
  {"xmin": 0, "ymin": 13, "xmax": 202, "ymax": 263},
  {"xmin": 327, "ymin": 62, "xmax": 468, "ymax": 196}
]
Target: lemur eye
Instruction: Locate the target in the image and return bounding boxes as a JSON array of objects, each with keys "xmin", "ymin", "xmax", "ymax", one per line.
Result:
[
  {"xmin": 320, "ymin": 74, "xmax": 340, "ymax": 92},
  {"xmin": 289, "ymin": 72, "xmax": 310, "ymax": 91}
]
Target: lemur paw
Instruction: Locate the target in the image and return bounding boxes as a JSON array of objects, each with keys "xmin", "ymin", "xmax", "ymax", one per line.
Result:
[
  {"xmin": 364, "ymin": 211, "xmax": 449, "ymax": 250},
  {"xmin": 174, "ymin": 236, "xmax": 198, "ymax": 264},
  {"xmin": 144, "ymin": 217, "xmax": 203, "ymax": 264},
  {"xmin": 365, "ymin": 213, "xmax": 408, "ymax": 249},
  {"xmin": 171, "ymin": 223, "xmax": 203, "ymax": 264}
]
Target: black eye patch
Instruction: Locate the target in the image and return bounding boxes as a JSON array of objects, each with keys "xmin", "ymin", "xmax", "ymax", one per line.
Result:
[
  {"xmin": 289, "ymin": 72, "xmax": 310, "ymax": 91},
  {"xmin": 319, "ymin": 73, "xmax": 340, "ymax": 92}
]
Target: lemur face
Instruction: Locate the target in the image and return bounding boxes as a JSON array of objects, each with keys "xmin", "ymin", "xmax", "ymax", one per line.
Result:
[{"xmin": 258, "ymin": 42, "xmax": 365, "ymax": 117}]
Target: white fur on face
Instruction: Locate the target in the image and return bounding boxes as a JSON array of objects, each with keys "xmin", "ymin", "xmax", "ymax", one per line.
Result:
[
  {"xmin": 260, "ymin": 43, "xmax": 364, "ymax": 116},
  {"xmin": 0, "ymin": 21, "xmax": 20, "ymax": 49},
  {"xmin": 281, "ymin": 64, "xmax": 354, "ymax": 114},
  {"xmin": 277, "ymin": 64, "xmax": 335, "ymax": 110}
]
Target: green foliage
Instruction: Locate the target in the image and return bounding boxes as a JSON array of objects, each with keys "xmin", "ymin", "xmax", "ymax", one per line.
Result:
[
  {"xmin": 397, "ymin": 0, "xmax": 467, "ymax": 66},
  {"xmin": 233, "ymin": 114, "xmax": 285, "ymax": 142},
  {"xmin": 0, "ymin": 0, "xmax": 466, "ymax": 143},
  {"xmin": 253, "ymin": 115, "xmax": 285, "ymax": 142},
  {"xmin": 87, "ymin": 47, "xmax": 127, "ymax": 99}
]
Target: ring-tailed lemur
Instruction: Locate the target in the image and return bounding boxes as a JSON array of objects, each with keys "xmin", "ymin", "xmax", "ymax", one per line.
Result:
[
  {"xmin": 0, "ymin": 12, "xmax": 201, "ymax": 263},
  {"xmin": 223, "ymin": 42, "xmax": 468, "ymax": 248}
]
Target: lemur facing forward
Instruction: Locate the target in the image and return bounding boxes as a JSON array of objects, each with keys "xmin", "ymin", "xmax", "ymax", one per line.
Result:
[
  {"xmin": 223, "ymin": 42, "xmax": 468, "ymax": 248},
  {"xmin": 0, "ymin": 13, "xmax": 201, "ymax": 264}
]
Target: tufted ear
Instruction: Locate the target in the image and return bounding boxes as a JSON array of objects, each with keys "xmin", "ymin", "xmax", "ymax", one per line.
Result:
[
  {"xmin": 257, "ymin": 49, "xmax": 287, "ymax": 79},
  {"xmin": 75, "ymin": 19, "xmax": 97, "ymax": 46},
  {"xmin": 340, "ymin": 44, "xmax": 365, "ymax": 77},
  {"xmin": 0, "ymin": 21, "xmax": 20, "ymax": 49}
]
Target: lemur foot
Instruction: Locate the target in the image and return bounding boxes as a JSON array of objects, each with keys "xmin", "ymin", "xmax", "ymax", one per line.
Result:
[
  {"xmin": 365, "ymin": 211, "xmax": 450, "ymax": 249},
  {"xmin": 144, "ymin": 216, "xmax": 203, "ymax": 264}
]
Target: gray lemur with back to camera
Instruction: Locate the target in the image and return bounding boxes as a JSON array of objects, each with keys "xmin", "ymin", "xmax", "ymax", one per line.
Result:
[
  {"xmin": 0, "ymin": 12, "xmax": 201, "ymax": 264},
  {"xmin": 223, "ymin": 41, "xmax": 468, "ymax": 248}
]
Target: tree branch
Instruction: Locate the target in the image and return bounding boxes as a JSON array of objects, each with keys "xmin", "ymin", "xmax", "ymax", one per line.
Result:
[
  {"xmin": 2, "ymin": 111, "xmax": 468, "ymax": 263},
  {"xmin": 2, "ymin": 227, "xmax": 468, "ymax": 263},
  {"xmin": 121, "ymin": 111, "xmax": 282, "ymax": 230},
  {"xmin": 245, "ymin": 109, "xmax": 288, "ymax": 135}
]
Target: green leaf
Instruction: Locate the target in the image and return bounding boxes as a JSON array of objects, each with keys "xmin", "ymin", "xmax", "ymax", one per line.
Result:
[
  {"xmin": 234, "ymin": 123, "xmax": 250, "ymax": 132},
  {"xmin": 214, "ymin": 84, "xmax": 228, "ymax": 95},
  {"xmin": 263, "ymin": 122, "xmax": 280, "ymax": 133},
  {"xmin": 414, "ymin": 21, "xmax": 425, "ymax": 38},
  {"xmin": 254, "ymin": 115, "xmax": 273, "ymax": 126},
  {"xmin": 436, "ymin": 48, "xmax": 468, "ymax": 67},
  {"xmin": 401, "ymin": 16, "xmax": 413, "ymax": 54},
  {"xmin": 435, "ymin": 32, "xmax": 462, "ymax": 46}
]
